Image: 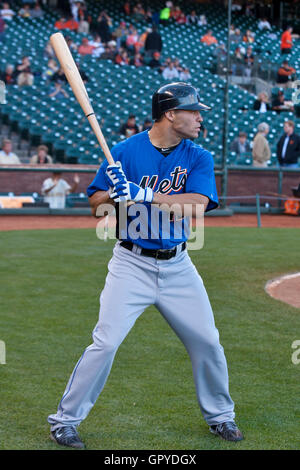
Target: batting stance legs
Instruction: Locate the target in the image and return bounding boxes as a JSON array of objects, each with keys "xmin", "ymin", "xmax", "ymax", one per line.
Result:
[{"xmin": 48, "ymin": 243, "xmax": 235, "ymax": 430}]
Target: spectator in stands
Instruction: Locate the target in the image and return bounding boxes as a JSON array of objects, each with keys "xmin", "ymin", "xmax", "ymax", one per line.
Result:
[
  {"xmin": 243, "ymin": 46, "xmax": 254, "ymax": 77},
  {"xmin": 174, "ymin": 9, "xmax": 186, "ymax": 25},
  {"xmin": 243, "ymin": 29, "xmax": 255, "ymax": 43},
  {"xmin": 96, "ymin": 11, "xmax": 112, "ymax": 44},
  {"xmin": 30, "ymin": 145, "xmax": 53, "ymax": 164},
  {"xmin": 78, "ymin": 37, "xmax": 94, "ymax": 55},
  {"xmin": 252, "ymin": 122, "xmax": 271, "ymax": 167},
  {"xmin": 125, "ymin": 26, "xmax": 139, "ymax": 54},
  {"xmin": 230, "ymin": 131, "xmax": 251, "ymax": 157},
  {"xmin": 159, "ymin": 2, "xmax": 172, "ymax": 26},
  {"xmin": 119, "ymin": 114, "xmax": 139, "ymax": 138},
  {"xmin": 65, "ymin": 36, "xmax": 78, "ymax": 53},
  {"xmin": 123, "ymin": 1, "xmax": 130, "ymax": 16},
  {"xmin": 258, "ymin": 17, "xmax": 271, "ymax": 31},
  {"xmin": 71, "ymin": 1, "xmax": 84, "ymax": 22},
  {"xmin": 162, "ymin": 61, "xmax": 179, "ymax": 80},
  {"xmin": 44, "ymin": 40, "xmax": 55, "ymax": 59},
  {"xmin": 231, "ymin": 46, "xmax": 244, "ymax": 76},
  {"xmin": 63, "ymin": 15, "xmax": 79, "ymax": 31},
  {"xmin": 253, "ymin": 92, "xmax": 271, "ymax": 113},
  {"xmin": 0, "ymin": 139, "xmax": 21, "ymax": 164},
  {"xmin": 43, "ymin": 59, "xmax": 59, "ymax": 82},
  {"xmin": 17, "ymin": 70, "xmax": 34, "ymax": 87},
  {"xmin": 148, "ymin": 51, "xmax": 162, "ymax": 70},
  {"xmin": 51, "ymin": 67, "xmax": 68, "ymax": 84},
  {"xmin": 41, "ymin": 171, "xmax": 80, "ymax": 209},
  {"xmin": 115, "ymin": 48, "xmax": 130, "ymax": 66},
  {"xmin": 144, "ymin": 25, "xmax": 163, "ymax": 57},
  {"xmin": 277, "ymin": 60, "xmax": 296, "ymax": 87},
  {"xmin": 0, "ymin": 2, "xmax": 15, "ymax": 21},
  {"xmin": 280, "ymin": 26, "xmax": 297, "ymax": 54},
  {"xmin": 179, "ymin": 67, "xmax": 191, "ymax": 81},
  {"xmin": 272, "ymin": 89, "xmax": 294, "ymax": 113},
  {"xmin": 132, "ymin": 3, "xmax": 146, "ymax": 22},
  {"xmin": 49, "ymin": 81, "xmax": 69, "ymax": 100},
  {"xmin": 113, "ymin": 21, "xmax": 129, "ymax": 50},
  {"xmin": 77, "ymin": 9, "xmax": 90, "ymax": 34},
  {"xmin": 186, "ymin": 10, "xmax": 198, "ymax": 25},
  {"xmin": 0, "ymin": 16, "xmax": 5, "ymax": 43},
  {"xmin": 201, "ymin": 30, "xmax": 218, "ymax": 46},
  {"xmin": 30, "ymin": 3, "xmax": 44, "ymax": 19},
  {"xmin": 0, "ymin": 64, "xmax": 16, "ymax": 85},
  {"xmin": 170, "ymin": 5, "xmax": 182, "ymax": 22},
  {"xmin": 131, "ymin": 52, "xmax": 144, "ymax": 67},
  {"xmin": 16, "ymin": 56, "xmax": 32, "ymax": 76},
  {"xmin": 141, "ymin": 118, "xmax": 152, "ymax": 131},
  {"xmin": 18, "ymin": 4, "xmax": 31, "ymax": 18},
  {"xmin": 89, "ymin": 34, "xmax": 105, "ymax": 58},
  {"xmin": 231, "ymin": 27, "xmax": 242, "ymax": 43},
  {"xmin": 276, "ymin": 120, "xmax": 300, "ymax": 168},
  {"xmin": 198, "ymin": 15, "xmax": 207, "ymax": 26},
  {"xmin": 100, "ymin": 42, "xmax": 117, "ymax": 61},
  {"xmin": 54, "ymin": 16, "xmax": 67, "ymax": 30}
]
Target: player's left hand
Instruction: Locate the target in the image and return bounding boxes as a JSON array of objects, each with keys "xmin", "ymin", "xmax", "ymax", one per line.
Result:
[{"xmin": 110, "ymin": 181, "xmax": 154, "ymax": 203}]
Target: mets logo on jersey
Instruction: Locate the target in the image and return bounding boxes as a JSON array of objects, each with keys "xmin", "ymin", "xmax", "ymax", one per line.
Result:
[{"xmin": 139, "ymin": 166, "xmax": 187, "ymax": 194}]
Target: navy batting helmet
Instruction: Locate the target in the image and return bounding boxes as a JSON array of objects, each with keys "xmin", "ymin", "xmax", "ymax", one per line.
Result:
[{"xmin": 152, "ymin": 82, "xmax": 211, "ymax": 120}]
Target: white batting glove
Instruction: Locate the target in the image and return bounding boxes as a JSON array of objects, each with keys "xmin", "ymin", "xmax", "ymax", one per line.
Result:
[
  {"xmin": 105, "ymin": 161, "xmax": 127, "ymax": 188},
  {"xmin": 110, "ymin": 181, "xmax": 154, "ymax": 203}
]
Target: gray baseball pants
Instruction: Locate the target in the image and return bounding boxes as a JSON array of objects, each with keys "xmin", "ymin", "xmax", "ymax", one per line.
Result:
[{"xmin": 48, "ymin": 242, "xmax": 235, "ymax": 430}]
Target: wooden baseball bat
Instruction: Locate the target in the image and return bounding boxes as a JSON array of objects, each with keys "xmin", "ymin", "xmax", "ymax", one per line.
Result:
[{"xmin": 50, "ymin": 32, "xmax": 115, "ymax": 165}]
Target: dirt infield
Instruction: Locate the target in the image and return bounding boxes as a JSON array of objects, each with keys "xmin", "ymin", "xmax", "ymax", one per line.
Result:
[
  {"xmin": 266, "ymin": 274, "xmax": 300, "ymax": 309},
  {"xmin": 0, "ymin": 213, "xmax": 299, "ymax": 231}
]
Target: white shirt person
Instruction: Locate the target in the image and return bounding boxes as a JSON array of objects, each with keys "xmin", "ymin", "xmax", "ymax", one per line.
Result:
[{"xmin": 42, "ymin": 172, "xmax": 80, "ymax": 209}]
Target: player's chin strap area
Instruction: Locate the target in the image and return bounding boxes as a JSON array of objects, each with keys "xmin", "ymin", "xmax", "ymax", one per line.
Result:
[{"xmin": 120, "ymin": 241, "xmax": 186, "ymax": 260}]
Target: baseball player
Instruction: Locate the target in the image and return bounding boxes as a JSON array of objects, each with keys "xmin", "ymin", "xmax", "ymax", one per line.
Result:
[{"xmin": 48, "ymin": 82, "xmax": 243, "ymax": 448}]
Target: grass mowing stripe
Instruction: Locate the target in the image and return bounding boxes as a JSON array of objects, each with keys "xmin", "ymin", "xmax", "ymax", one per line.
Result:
[{"xmin": 0, "ymin": 227, "xmax": 299, "ymax": 449}]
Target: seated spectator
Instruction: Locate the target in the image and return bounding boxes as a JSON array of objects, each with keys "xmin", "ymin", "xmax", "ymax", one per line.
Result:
[
  {"xmin": 137, "ymin": 28, "xmax": 151, "ymax": 52},
  {"xmin": 18, "ymin": 4, "xmax": 31, "ymax": 18},
  {"xmin": 54, "ymin": 16, "xmax": 67, "ymax": 29},
  {"xmin": 88, "ymin": 34, "xmax": 104, "ymax": 58},
  {"xmin": 277, "ymin": 60, "xmax": 296, "ymax": 87},
  {"xmin": 100, "ymin": 43, "xmax": 117, "ymax": 61},
  {"xmin": 213, "ymin": 42, "xmax": 227, "ymax": 59},
  {"xmin": 0, "ymin": 64, "xmax": 17, "ymax": 85},
  {"xmin": 16, "ymin": 56, "xmax": 32, "ymax": 76},
  {"xmin": 272, "ymin": 89, "xmax": 294, "ymax": 113},
  {"xmin": 63, "ymin": 16, "xmax": 79, "ymax": 31},
  {"xmin": 65, "ymin": 36, "xmax": 78, "ymax": 53},
  {"xmin": 17, "ymin": 71, "xmax": 34, "ymax": 86},
  {"xmin": 0, "ymin": 2, "xmax": 15, "ymax": 21},
  {"xmin": 258, "ymin": 18, "xmax": 271, "ymax": 31},
  {"xmin": 253, "ymin": 92, "xmax": 271, "ymax": 113},
  {"xmin": 76, "ymin": 63, "xmax": 89, "ymax": 83},
  {"xmin": 141, "ymin": 118, "xmax": 152, "ymax": 131},
  {"xmin": 198, "ymin": 14, "xmax": 207, "ymax": 26},
  {"xmin": 162, "ymin": 61, "xmax": 179, "ymax": 80},
  {"xmin": 252, "ymin": 123, "xmax": 271, "ymax": 167},
  {"xmin": 179, "ymin": 67, "xmax": 191, "ymax": 81},
  {"xmin": 230, "ymin": 131, "xmax": 251, "ymax": 157},
  {"xmin": 96, "ymin": 11, "xmax": 112, "ymax": 44},
  {"xmin": 30, "ymin": 145, "xmax": 53, "ymax": 164},
  {"xmin": 77, "ymin": 9, "xmax": 90, "ymax": 34},
  {"xmin": 243, "ymin": 46, "xmax": 254, "ymax": 77},
  {"xmin": 0, "ymin": 16, "xmax": 5, "ymax": 43},
  {"xmin": 201, "ymin": 30, "xmax": 218, "ymax": 46},
  {"xmin": 51, "ymin": 67, "xmax": 68, "ymax": 84},
  {"xmin": 49, "ymin": 81, "xmax": 69, "ymax": 100},
  {"xmin": 243, "ymin": 29, "xmax": 255, "ymax": 43},
  {"xmin": 119, "ymin": 114, "xmax": 139, "ymax": 138},
  {"xmin": 43, "ymin": 59, "xmax": 59, "ymax": 82},
  {"xmin": 78, "ymin": 38, "xmax": 94, "ymax": 55},
  {"xmin": 41, "ymin": 171, "xmax": 80, "ymax": 209},
  {"xmin": 186, "ymin": 10, "xmax": 198, "ymax": 25},
  {"xmin": 125, "ymin": 27, "xmax": 139, "ymax": 53},
  {"xmin": 113, "ymin": 21, "xmax": 129, "ymax": 50},
  {"xmin": 231, "ymin": 27, "xmax": 242, "ymax": 43},
  {"xmin": 148, "ymin": 51, "xmax": 162, "ymax": 70},
  {"xmin": 232, "ymin": 46, "xmax": 244, "ymax": 76},
  {"xmin": 30, "ymin": 3, "xmax": 44, "ymax": 19},
  {"xmin": 130, "ymin": 52, "xmax": 144, "ymax": 67},
  {"xmin": 0, "ymin": 139, "xmax": 21, "ymax": 164},
  {"xmin": 176, "ymin": 11, "xmax": 186, "ymax": 25},
  {"xmin": 44, "ymin": 41, "xmax": 55, "ymax": 59},
  {"xmin": 171, "ymin": 5, "xmax": 182, "ymax": 22},
  {"xmin": 132, "ymin": 3, "xmax": 146, "ymax": 21},
  {"xmin": 144, "ymin": 25, "xmax": 163, "ymax": 57},
  {"xmin": 115, "ymin": 48, "xmax": 130, "ymax": 66},
  {"xmin": 276, "ymin": 120, "xmax": 300, "ymax": 168}
]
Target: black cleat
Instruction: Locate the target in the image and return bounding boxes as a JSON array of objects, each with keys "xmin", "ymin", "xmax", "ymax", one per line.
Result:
[
  {"xmin": 50, "ymin": 426, "xmax": 85, "ymax": 449},
  {"xmin": 209, "ymin": 421, "xmax": 244, "ymax": 442}
]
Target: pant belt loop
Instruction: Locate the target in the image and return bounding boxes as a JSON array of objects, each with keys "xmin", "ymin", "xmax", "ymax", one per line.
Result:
[{"xmin": 132, "ymin": 244, "xmax": 142, "ymax": 255}]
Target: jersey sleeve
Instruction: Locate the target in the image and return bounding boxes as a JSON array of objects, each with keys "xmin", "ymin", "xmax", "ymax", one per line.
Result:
[
  {"xmin": 185, "ymin": 149, "xmax": 219, "ymax": 212},
  {"xmin": 86, "ymin": 145, "xmax": 122, "ymax": 197}
]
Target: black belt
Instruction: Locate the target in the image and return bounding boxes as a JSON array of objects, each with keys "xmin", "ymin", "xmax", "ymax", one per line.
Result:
[{"xmin": 120, "ymin": 241, "xmax": 186, "ymax": 260}]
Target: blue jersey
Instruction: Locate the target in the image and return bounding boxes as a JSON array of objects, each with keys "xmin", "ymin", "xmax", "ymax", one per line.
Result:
[{"xmin": 87, "ymin": 130, "xmax": 218, "ymax": 249}]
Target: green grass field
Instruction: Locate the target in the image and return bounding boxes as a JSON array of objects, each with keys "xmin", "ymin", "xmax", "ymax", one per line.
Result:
[{"xmin": 0, "ymin": 226, "xmax": 299, "ymax": 450}]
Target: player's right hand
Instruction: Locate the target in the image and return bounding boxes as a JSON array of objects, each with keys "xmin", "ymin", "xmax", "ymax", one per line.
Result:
[
  {"xmin": 106, "ymin": 162, "xmax": 127, "ymax": 187},
  {"xmin": 110, "ymin": 181, "xmax": 153, "ymax": 203}
]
